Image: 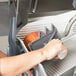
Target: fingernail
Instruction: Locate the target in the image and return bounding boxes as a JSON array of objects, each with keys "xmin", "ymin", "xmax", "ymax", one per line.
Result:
[{"xmin": 57, "ymin": 50, "xmax": 67, "ymax": 60}]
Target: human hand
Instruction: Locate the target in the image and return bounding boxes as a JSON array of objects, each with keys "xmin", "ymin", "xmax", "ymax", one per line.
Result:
[{"xmin": 41, "ymin": 39, "xmax": 67, "ymax": 60}]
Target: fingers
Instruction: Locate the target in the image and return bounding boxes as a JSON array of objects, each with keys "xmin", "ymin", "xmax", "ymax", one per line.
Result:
[
  {"xmin": 42, "ymin": 39, "xmax": 67, "ymax": 60},
  {"xmin": 57, "ymin": 44, "xmax": 67, "ymax": 60},
  {"xmin": 52, "ymin": 39, "xmax": 67, "ymax": 60},
  {"xmin": 53, "ymin": 39, "xmax": 67, "ymax": 60}
]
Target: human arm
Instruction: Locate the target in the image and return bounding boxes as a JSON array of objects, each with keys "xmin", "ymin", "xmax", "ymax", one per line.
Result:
[
  {"xmin": 0, "ymin": 51, "xmax": 7, "ymax": 58},
  {"xmin": 0, "ymin": 39, "xmax": 67, "ymax": 76},
  {"xmin": 0, "ymin": 51, "xmax": 32, "ymax": 76}
]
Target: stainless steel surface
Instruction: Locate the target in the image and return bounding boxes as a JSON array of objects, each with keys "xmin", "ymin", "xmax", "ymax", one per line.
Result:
[
  {"xmin": 60, "ymin": 66, "xmax": 76, "ymax": 76},
  {"xmin": 36, "ymin": 0, "xmax": 74, "ymax": 13},
  {"xmin": 0, "ymin": 2, "xmax": 9, "ymax": 36},
  {"xmin": 0, "ymin": 0, "xmax": 75, "ymax": 36},
  {"xmin": 0, "ymin": 0, "xmax": 8, "ymax": 2},
  {"xmin": 0, "ymin": 36, "xmax": 8, "ymax": 53},
  {"xmin": 0, "ymin": 1, "xmax": 76, "ymax": 76},
  {"xmin": 18, "ymin": 10, "xmax": 76, "ymax": 39},
  {"xmin": 63, "ymin": 15, "xmax": 76, "ymax": 37}
]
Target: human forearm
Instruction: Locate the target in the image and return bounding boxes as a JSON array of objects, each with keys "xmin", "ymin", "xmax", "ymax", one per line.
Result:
[{"xmin": 0, "ymin": 49, "xmax": 46, "ymax": 76}]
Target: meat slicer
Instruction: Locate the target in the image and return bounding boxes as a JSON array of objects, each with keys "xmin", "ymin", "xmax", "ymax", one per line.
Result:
[{"xmin": 8, "ymin": 0, "xmax": 76, "ymax": 76}]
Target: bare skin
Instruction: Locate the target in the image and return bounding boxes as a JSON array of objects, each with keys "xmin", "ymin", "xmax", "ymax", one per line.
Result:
[
  {"xmin": 0, "ymin": 51, "xmax": 33, "ymax": 76},
  {"xmin": 0, "ymin": 51, "xmax": 7, "ymax": 58},
  {"xmin": 0, "ymin": 39, "xmax": 67, "ymax": 76}
]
